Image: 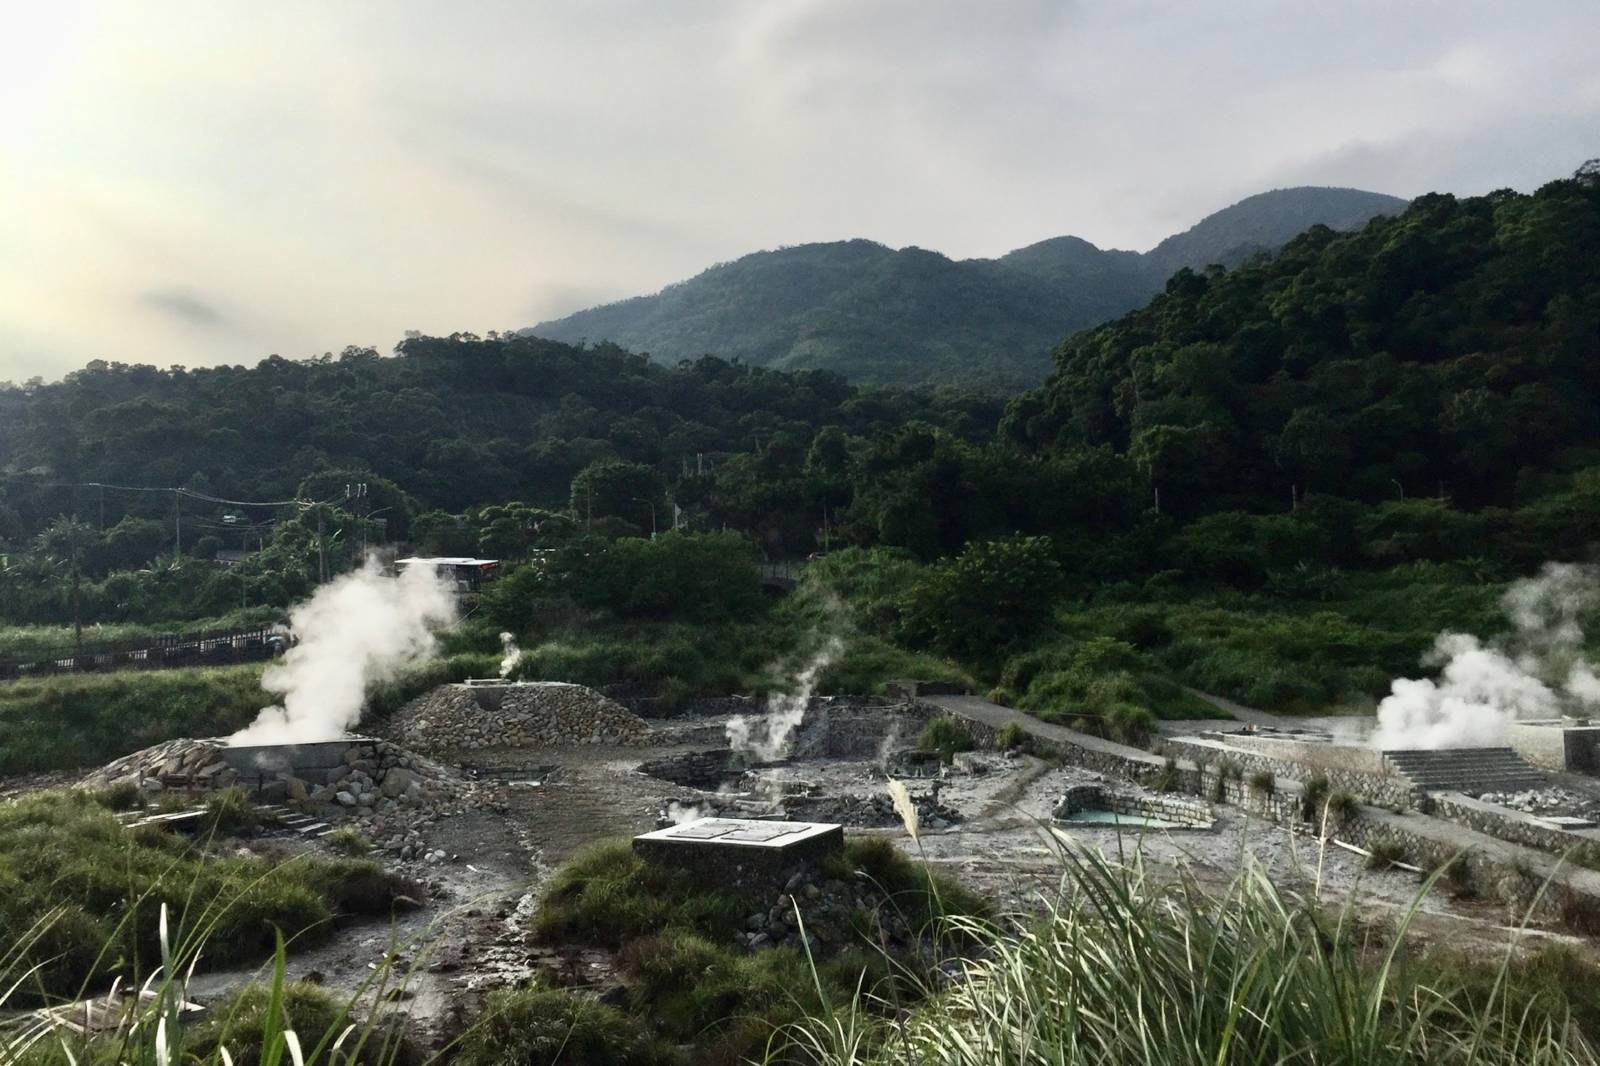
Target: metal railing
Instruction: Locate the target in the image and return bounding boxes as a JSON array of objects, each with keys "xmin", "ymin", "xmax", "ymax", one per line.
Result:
[{"xmin": 0, "ymin": 625, "xmax": 289, "ymax": 682}]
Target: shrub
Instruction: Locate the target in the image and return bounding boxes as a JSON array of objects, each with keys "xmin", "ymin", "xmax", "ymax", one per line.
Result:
[
  {"xmin": 1248, "ymin": 770, "xmax": 1276, "ymax": 797},
  {"xmin": 1325, "ymin": 790, "xmax": 1359, "ymax": 825},
  {"xmin": 1366, "ymin": 840, "xmax": 1406, "ymax": 870},
  {"xmin": 530, "ymin": 839, "xmax": 751, "ymax": 948},
  {"xmin": 917, "ymin": 717, "xmax": 976, "ymax": 763},
  {"xmin": 205, "ymin": 786, "xmax": 262, "ymax": 835},
  {"xmin": 1300, "ymin": 775, "xmax": 1330, "ymax": 822},
  {"xmin": 185, "ymin": 980, "xmax": 389, "ymax": 1066},
  {"xmin": 454, "ymin": 987, "xmax": 680, "ymax": 1066},
  {"xmin": 995, "ymin": 721, "xmax": 1031, "ymax": 752},
  {"xmin": 324, "ymin": 826, "xmax": 372, "ymax": 857}
]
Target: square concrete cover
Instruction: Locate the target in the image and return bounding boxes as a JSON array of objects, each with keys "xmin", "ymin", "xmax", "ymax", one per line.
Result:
[{"xmin": 635, "ymin": 817, "xmax": 841, "ymax": 850}]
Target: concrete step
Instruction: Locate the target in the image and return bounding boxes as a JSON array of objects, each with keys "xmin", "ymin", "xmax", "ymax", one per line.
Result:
[{"xmin": 1382, "ymin": 747, "xmax": 1546, "ymax": 793}]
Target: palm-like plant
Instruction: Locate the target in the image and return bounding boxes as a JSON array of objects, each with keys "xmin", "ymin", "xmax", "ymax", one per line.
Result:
[{"xmin": 34, "ymin": 516, "xmax": 96, "ymax": 655}]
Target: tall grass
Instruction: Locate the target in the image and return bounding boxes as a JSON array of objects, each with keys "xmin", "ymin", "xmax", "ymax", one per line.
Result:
[
  {"xmin": 0, "ymin": 665, "xmax": 266, "ymax": 774},
  {"xmin": 781, "ymin": 842, "xmax": 1598, "ymax": 1066}
]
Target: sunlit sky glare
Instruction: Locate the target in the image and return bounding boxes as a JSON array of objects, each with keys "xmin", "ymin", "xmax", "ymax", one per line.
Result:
[{"xmin": 2, "ymin": 1, "xmax": 1597, "ymax": 381}]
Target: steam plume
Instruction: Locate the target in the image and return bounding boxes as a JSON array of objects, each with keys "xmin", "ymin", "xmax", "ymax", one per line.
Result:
[
  {"xmin": 1372, "ymin": 563, "xmax": 1599, "ymax": 750},
  {"xmin": 499, "ymin": 631, "xmax": 523, "ymax": 678},
  {"xmin": 229, "ymin": 558, "xmax": 456, "ymax": 745},
  {"xmin": 727, "ymin": 637, "xmax": 843, "ymax": 762}
]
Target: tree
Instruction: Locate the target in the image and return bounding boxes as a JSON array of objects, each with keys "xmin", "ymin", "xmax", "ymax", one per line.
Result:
[
  {"xmin": 35, "ymin": 516, "xmax": 96, "ymax": 653},
  {"xmin": 901, "ymin": 535, "xmax": 1064, "ymax": 661},
  {"xmin": 569, "ymin": 459, "xmax": 667, "ymax": 535}
]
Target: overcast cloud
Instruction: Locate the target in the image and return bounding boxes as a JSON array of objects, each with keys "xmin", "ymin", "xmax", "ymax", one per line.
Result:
[{"xmin": 1, "ymin": 0, "xmax": 1596, "ymax": 381}]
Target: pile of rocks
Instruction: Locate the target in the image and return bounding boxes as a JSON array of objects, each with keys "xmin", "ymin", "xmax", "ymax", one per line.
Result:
[
  {"xmin": 386, "ymin": 682, "xmax": 652, "ymax": 751},
  {"xmin": 786, "ymin": 789, "xmax": 962, "ymax": 830},
  {"xmin": 80, "ymin": 736, "xmax": 470, "ymax": 832},
  {"xmin": 85, "ymin": 738, "xmax": 236, "ymax": 792},
  {"xmin": 1478, "ymin": 786, "xmax": 1600, "ymax": 817}
]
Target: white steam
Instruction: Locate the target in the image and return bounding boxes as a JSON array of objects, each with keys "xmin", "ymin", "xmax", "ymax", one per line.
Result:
[
  {"xmin": 229, "ymin": 558, "xmax": 456, "ymax": 746},
  {"xmin": 499, "ymin": 631, "xmax": 523, "ymax": 678},
  {"xmin": 1372, "ymin": 563, "xmax": 1600, "ymax": 750},
  {"xmin": 726, "ymin": 637, "xmax": 843, "ymax": 762}
]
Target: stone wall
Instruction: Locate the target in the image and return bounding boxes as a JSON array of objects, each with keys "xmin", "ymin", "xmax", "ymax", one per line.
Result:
[
  {"xmin": 1195, "ymin": 730, "xmax": 1390, "ymax": 775},
  {"xmin": 1161, "ymin": 736, "xmax": 1422, "ymax": 810},
  {"xmin": 386, "ymin": 681, "xmax": 652, "ymax": 752},
  {"xmin": 1430, "ymin": 792, "xmax": 1600, "ymax": 856}
]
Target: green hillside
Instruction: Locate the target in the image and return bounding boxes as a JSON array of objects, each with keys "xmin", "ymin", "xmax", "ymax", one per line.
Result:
[{"xmin": 528, "ymin": 187, "xmax": 1407, "ymax": 389}]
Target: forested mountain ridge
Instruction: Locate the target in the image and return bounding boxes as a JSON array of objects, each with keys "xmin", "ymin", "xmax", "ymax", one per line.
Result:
[
  {"xmin": 1005, "ymin": 170, "xmax": 1600, "ymax": 519},
  {"xmin": 527, "ymin": 187, "xmax": 1407, "ymax": 389}
]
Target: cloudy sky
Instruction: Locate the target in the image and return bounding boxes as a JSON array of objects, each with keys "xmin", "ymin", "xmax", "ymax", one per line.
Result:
[{"xmin": 2, "ymin": 1, "xmax": 1597, "ymax": 381}]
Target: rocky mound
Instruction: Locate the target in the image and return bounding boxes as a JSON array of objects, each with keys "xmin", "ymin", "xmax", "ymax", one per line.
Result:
[
  {"xmin": 385, "ymin": 681, "xmax": 652, "ymax": 751},
  {"xmin": 82, "ymin": 736, "xmax": 463, "ymax": 814}
]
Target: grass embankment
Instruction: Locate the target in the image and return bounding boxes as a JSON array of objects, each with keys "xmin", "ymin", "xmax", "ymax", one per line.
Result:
[
  {"xmin": 790, "ymin": 846, "xmax": 1600, "ymax": 1066},
  {"xmin": 0, "ymin": 656, "xmax": 476, "ymax": 777},
  {"xmin": 0, "ymin": 789, "xmax": 411, "ymax": 1004},
  {"xmin": 0, "ymin": 665, "xmax": 267, "ymax": 775},
  {"xmin": 497, "ymin": 835, "xmax": 985, "ymax": 1066},
  {"xmin": 0, "ymin": 609, "xmax": 285, "ymax": 660}
]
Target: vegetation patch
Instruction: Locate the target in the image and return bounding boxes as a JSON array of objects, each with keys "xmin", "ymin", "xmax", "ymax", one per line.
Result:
[
  {"xmin": 527, "ymin": 835, "xmax": 986, "ymax": 1064},
  {"xmin": 0, "ymin": 790, "xmax": 411, "ymax": 1002}
]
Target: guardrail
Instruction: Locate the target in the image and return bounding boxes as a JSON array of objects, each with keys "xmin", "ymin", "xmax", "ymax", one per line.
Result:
[{"xmin": 0, "ymin": 626, "xmax": 289, "ymax": 682}]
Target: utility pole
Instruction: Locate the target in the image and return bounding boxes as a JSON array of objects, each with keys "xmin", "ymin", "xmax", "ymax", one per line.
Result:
[
  {"xmin": 317, "ymin": 506, "xmax": 328, "ymax": 584},
  {"xmin": 632, "ymin": 497, "xmax": 657, "ymax": 537},
  {"xmin": 174, "ymin": 491, "xmax": 182, "ymax": 555}
]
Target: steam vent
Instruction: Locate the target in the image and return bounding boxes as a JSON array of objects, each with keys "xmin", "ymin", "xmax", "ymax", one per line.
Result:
[{"xmin": 634, "ymin": 817, "xmax": 843, "ymax": 889}]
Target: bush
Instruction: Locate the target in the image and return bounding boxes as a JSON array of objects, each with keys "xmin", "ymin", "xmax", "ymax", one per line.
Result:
[
  {"xmin": 205, "ymin": 786, "xmax": 262, "ymax": 835},
  {"xmin": 324, "ymin": 826, "xmax": 372, "ymax": 857},
  {"xmin": 454, "ymin": 987, "xmax": 680, "ymax": 1066},
  {"xmin": 899, "ymin": 535, "xmax": 1064, "ymax": 661},
  {"xmin": 1300, "ymin": 775, "xmax": 1330, "ymax": 822},
  {"xmin": 185, "ymin": 980, "xmax": 384, "ymax": 1066},
  {"xmin": 995, "ymin": 721, "xmax": 1031, "ymax": 752},
  {"xmin": 530, "ymin": 840, "xmax": 752, "ymax": 948},
  {"xmin": 1366, "ymin": 839, "xmax": 1406, "ymax": 870},
  {"xmin": 1248, "ymin": 770, "xmax": 1276, "ymax": 797},
  {"xmin": 917, "ymin": 717, "xmax": 976, "ymax": 763}
]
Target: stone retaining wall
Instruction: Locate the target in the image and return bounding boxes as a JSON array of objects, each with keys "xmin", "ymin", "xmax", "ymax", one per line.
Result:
[{"xmin": 1161, "ymin": 736, "xmax": 1421, "ymax": 810}]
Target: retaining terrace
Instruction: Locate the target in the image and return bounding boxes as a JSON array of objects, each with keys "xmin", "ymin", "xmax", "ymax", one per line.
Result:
[{"xmin": 921, "ymin": 695, "xmax": 1600, "ymax": 922}]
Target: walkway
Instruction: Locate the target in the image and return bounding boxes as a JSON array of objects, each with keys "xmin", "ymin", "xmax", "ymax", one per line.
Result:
[{"xmin": 923, "ymin": 694, "xmax": 1165, "ymax": 770}]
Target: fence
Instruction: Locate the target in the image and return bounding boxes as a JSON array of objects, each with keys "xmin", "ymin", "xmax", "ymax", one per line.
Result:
[{"xmin": 0, "ymin": 626, "xmax": 289, "ymax": 682}]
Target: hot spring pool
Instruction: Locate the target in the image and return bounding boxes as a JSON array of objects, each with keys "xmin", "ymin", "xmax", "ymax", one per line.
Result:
[{"xmin": 1060, "ymin": 809, "xmax": 1189, "ymax": 830}]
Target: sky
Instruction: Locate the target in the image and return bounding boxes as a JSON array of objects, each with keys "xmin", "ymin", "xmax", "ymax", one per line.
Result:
[{"xmin": 1, "ymin": 1, "xmax": 1597, "ymax": 382}]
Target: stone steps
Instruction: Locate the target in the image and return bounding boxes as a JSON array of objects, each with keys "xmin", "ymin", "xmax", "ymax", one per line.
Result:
[
  {"xmin": 259, "ymin": 804, "xmax": 336, "ymax": 838},
  {"xmin": 1383, "ymin": 747, "xmax": 1547, "ymax": 792}
]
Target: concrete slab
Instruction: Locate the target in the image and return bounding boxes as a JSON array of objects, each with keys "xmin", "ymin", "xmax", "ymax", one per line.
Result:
[{"xmin": 633, "ymin": 817, "xmax": 843, "ymax": 889}]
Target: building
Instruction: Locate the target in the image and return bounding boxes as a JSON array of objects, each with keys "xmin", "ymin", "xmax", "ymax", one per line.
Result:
[{"xmin": 393, "ymin": 556, "xmax": 501, "ymax": 592}]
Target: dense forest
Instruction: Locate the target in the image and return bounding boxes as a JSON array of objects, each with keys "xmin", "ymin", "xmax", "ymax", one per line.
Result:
[
  {"xmin": 1, "ymin": 165, "xmax": 1597, "ymax": 728},
  {"xmin": 528, "ymin": 187, "xmax": 1405, "ymax": 389}
]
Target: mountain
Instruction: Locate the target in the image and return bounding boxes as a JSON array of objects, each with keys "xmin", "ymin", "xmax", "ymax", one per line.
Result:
[
  {"xmin": 1013, "ymin": 171, "xmax": 1600, "ymax": 514},
  {"xmin": 526, "ymin": 187, "xmax": 1408, "ymax": 389}
]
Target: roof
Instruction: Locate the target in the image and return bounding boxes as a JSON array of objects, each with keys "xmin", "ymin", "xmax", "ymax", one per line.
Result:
[{"xmin": 394, "ymin": 556, "xmax": 500, "ymax": 567}]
